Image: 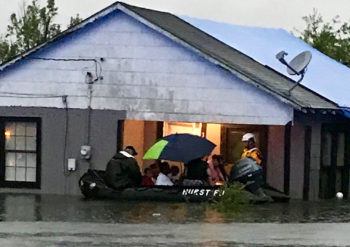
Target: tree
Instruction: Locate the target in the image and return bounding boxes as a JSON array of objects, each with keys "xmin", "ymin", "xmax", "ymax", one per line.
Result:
[
  {"xmin": 0, "ymin": 36, "xmax": 19, "ymax": 63},
  {"xmin": 299, "ymin": 9, "xmax": 350, "ymax": 66},
  {"xmin": 0, "ymin": 0, "xmax": 81, "ymax": 64},
  {"xmin": 68, "ymin": 14, "xmax": 83, "ymax": 29}
]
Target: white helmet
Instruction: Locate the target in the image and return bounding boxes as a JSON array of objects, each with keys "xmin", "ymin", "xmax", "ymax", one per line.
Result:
[{"xmin": 242, "ymin": 133, "xmax": 255, "ymax": 142}]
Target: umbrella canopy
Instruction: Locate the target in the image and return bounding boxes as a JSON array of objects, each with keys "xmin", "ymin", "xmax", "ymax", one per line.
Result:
[{"xmin": 143, "ymin": 133, "xmax": 216, "ymax": 163}]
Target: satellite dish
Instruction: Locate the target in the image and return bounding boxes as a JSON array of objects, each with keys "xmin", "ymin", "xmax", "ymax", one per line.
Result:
[
  {"xmin": 287, "ymin": 51, "xmax": 312, "ymax": 75},
  {"xmin": 275, "ymin": 50, "xmax": 312, "ymax": 94}
]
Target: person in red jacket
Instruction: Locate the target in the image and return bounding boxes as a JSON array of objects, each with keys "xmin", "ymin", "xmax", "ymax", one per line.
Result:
[{"xmin": 141, "ymin": 167, "xmax": 155, "ymax": 187}]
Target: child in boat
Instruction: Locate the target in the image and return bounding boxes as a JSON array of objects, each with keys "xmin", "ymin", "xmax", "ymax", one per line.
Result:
[
  {"xmin": 141, "ymin": 167, "xmax": 155, "ymax": 187},
  {"xmin": 155, "ymin": 162, "xmax": 174, "ymax": 186}
]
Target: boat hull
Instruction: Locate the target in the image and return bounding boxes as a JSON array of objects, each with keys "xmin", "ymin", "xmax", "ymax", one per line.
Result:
[{"xmin": 79, "ymin": 169, "xmax": 289, "ymax": 203}]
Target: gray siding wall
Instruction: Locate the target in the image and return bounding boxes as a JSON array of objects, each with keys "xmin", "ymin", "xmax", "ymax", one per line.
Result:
[
  {"xmin": 266, "ymin": 126, "xmax": 285, "ymax": 192},
  {"xmin": 267, "ymin": 120, "xmax": 322, "ymax": 200},
  {"xmin": 289, "ymin": 122, "xmax": 306, "ymax": 199},
  {"xmin": 0, "ymin": 107, "xmax": 125, "ymax": 195},
  {"xmin": 0, "ymin": 11, "xmax": 293, "ymax": 125},
  {"xmin": 308, "ymin": 122, "xmax": 322, "ymax": 200},
  {"xmin": 264, "ymin": 114, "xmax": 334, "ymax": 200},
  {"xmin": 289, "ymin": 113, "xmax": 329, "ymax": 200}
]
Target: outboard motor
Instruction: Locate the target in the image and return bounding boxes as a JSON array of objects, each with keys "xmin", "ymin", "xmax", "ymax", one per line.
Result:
[
  {"xmin": 79, "ymin": 169, "xmax": 107, "ymax": 198},
  {"xmin": 229, "ymin": 158, "xmax": 264, "ymax": 195}
]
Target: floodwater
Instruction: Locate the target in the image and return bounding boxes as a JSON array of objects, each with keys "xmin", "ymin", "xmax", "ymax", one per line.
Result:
[
  {"xmin": 0, "ymin": 193, "xmax": 349, "ymax": 223},
  {"xmin": 1, "ymin": 193, "xmax": 350, "ymax": 246}
]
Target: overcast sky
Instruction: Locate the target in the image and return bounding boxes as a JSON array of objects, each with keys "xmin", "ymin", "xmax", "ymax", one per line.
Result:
[{"xmin": 1, "ymin": 0, "xmax": 350, "ymax": 34}]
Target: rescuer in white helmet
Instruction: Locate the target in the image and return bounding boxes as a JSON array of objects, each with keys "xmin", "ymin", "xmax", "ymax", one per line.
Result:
[{"xmin": 241, "ymin": 133, "xmax": 263, "ymax": 166}]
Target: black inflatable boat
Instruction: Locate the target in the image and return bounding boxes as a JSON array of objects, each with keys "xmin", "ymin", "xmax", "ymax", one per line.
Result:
[
  {"xmin": 79, "ymin": 169, "xmax": 225, "ymax": 202},
  {"xmin": 79, "ymin": 159, "xmax": 289, "ymax": 203}
]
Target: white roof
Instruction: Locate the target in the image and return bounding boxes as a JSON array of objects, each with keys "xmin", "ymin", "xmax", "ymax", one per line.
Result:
[{"xmin": 183, "ymin": 16, "xmax": 350, "ymax": 108}]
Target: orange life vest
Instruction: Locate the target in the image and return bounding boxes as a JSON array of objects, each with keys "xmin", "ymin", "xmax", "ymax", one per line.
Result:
[{"xmin": 241, "ymin": 147, "xmax": 263, "ymax": 165}]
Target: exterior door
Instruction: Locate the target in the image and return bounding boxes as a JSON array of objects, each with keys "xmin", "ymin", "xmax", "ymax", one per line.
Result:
[
  {"xmin": 319, "ymin": 124, "xmax": 350, "ymax": 199},
  {"xmin": 220, "ymin": 125, "xmax": 267, "ymax": 175}
]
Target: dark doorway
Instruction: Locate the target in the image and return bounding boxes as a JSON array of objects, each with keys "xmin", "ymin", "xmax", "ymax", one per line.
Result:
[
  {"xmin": 319, "ymin": 124, "xmax": 350, "ymax": 199},
  {"xmin": 220, "ymin": 125, "xmax": 268, "ymax": 176}
]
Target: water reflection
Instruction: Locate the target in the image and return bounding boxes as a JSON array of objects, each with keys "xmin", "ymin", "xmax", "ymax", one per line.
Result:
[
  {"xmin": 0, "ymin": 194, "xmax": 41, "ymax": 221},
  {"xmin": 0, "ymin": 193, "xmax": 349, "ymax": 223}
]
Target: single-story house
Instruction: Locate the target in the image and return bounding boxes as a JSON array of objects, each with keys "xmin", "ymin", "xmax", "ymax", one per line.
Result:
[
  {"xmin": 0, "ymin": 2, "xmax": 348, "ymax": 199},
  {"xmin": 184, "ymin": 17, "xmax": 350, "ymax": 200}
]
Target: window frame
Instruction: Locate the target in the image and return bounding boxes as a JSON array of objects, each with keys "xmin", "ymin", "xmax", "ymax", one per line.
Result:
[{"xmin": 0, "ymin": 117, "xmax": 41, "ymax": 188}]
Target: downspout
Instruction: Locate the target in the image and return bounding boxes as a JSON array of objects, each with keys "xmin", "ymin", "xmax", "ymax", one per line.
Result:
[
  {"xmin": 62, "ymin": 95, "xmax": 70, "ymax": 194},
  {"xmin": 83, "ymin": 59, "xmax": 103, "ymax": 168},
  {"xmin": 85, "ymin": 71, "xmax": 97, "ymax": 169},
  {"xmin": 86, "ymin": 74, "xmax": 94, "ymax": 146}
]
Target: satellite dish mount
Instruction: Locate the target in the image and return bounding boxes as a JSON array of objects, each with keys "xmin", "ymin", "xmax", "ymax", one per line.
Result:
[{"xmin": 275, "ymin": 51, "xmax": 312, "ymax": 94}]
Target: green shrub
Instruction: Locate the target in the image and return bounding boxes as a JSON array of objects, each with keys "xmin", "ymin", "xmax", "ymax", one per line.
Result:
[{"xmin": 212, "ymin": 183, "xmax": 250, "ymax": 214}]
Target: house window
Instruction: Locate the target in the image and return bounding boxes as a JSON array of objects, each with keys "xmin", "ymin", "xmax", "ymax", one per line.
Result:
[{"xmin": 1, "ymin": 118, "xmax": 41, "ymax": 188}]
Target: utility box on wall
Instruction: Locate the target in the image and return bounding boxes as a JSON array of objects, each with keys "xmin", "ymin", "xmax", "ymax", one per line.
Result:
[
  {"xmin": 68, "ymin": 158, "xmax": 76, "ymax": 171},
  {"xmin": 80, "ymin": 145, "xmax": 92, "ymax": 160}
]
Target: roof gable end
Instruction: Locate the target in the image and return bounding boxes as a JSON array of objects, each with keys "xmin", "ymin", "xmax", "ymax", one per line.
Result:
[{"xmin": 0, "ymin": 2, "xmax": 339, "ymax": 111}]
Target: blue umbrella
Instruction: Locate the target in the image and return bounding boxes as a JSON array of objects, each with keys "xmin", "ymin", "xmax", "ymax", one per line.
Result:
[{"xmin": 143, "ymin": 133, "xmax": 216, "ymax": 163}]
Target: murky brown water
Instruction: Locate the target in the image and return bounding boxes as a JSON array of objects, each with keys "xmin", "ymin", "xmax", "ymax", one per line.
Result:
[
  {"xmin": 0, "ymin": 193, "xmax": 348, "ymax": 223},
  {"xmin": 1, "ymin": 194, "xmax": 350, "ymax": 246}
]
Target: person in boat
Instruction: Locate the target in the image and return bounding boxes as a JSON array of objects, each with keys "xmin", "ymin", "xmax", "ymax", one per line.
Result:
[
  {"xmin": 149, "ymin": 161, "xmax": 161, "ymax": 181},
  {"xmin": 217, "ymin": 155, "xmax": 229, "ymax": 182},
  {"xmin": 167, "ymin": 165, "xmax": 181, "ymax": 184},
  {"xmin": 183, "ymin": 157, "xmax": 209, "ymax": 186},
  {"xmin": 105, "ymin": 146, "xmax": 142, "ymax": 190},
  {"xmin": 241, "ymin": 133, "xmax": 263, "ymax": 166},
  {"xmin": 141, "ymin": 167, "xmax": 155, "ymax": 187},
  {"xmin": 155, "ymin": 162, "xmax": 174, "ymax": 186},
  {"xmin": 207, "ymin": 154, "xmax": 226, "ymax": 186}
]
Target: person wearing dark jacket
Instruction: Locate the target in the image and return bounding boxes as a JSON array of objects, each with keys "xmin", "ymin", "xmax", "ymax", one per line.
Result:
[
  {"xmin": 105, "ymin": 146, "xmax": 141, "ymax": 190},
  {"xmin": 183, "ymin": 157, "xmax": 209, "ymax": 185}
]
